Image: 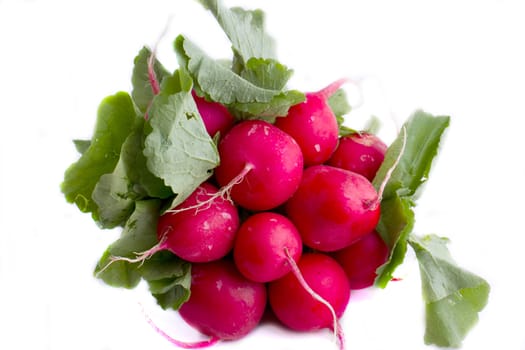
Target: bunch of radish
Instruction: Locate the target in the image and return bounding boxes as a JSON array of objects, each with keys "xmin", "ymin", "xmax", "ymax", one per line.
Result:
[
  {"xmin": 62, "ymin": 1, "xmax": 489, "ymax": 349},
  {"xmin": 118, "ymin": 79, "xmax": 393, "ymax": 349}
]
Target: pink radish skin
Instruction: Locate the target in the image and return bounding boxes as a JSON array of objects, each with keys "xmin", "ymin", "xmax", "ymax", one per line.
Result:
[
  {"xmin": 214, "ymin": 120, "xmax": 304, "ymax": 211},
  {"xmin": 285, "ymin": 165, "xmax": 380, "ymax": 252},
  {"xmin": 179, "ymin": 259, "xmax": 267, "ymax": 341},
  {"xmin": 327, "ymin": 132, "xmax": 387, "ymax": 181},
  {"xmin": 156, "ymin": 182, "xmax": 239, "ymax": 263},
  {"xmin": 233, "ymin": 212, "xmax": 302, "ymax": 283},
  {"xmin": 268, "ymin": 253, "xmax": 350, "ymax": 332},
  {"xmin": 192, "ymin": 91, "xmax": 235, "ymax": 139},
  {"xmin": 333, "ymin": 230, "xmax": 389, "ymax": 289},
  {"xmin": 274, "ymin": 79, "xmax": 345, "ymax": 166}
]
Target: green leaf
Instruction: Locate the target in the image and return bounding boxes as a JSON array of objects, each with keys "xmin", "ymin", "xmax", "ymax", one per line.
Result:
[
  {"xmin": 328, "ymin": 88, "xmax": 351, "ymax": 119},
  {"xmin": 160, "ymin": 68, "xmax": 194, "ymax": 96},
  {"xmin": 197, "ymin": 0, "xmax": 276, "ymax": 64},
  {"xmin": 138, "ymin": 251, "xmax": 189, "ymax": 281},
  {"xmin": 328, "ymin": 88, "xmax": 356, "ymax": 136},
  {"xmin": 73, "ymin": 139, "xmax": 91, "ymax": 155},
  {"xmin": 150, "ymin": 278, "xmax": 191, "ymax": 310},
  {"xmin": 373, "ymin": 110, "xmax": 450, "ymax": 288},
  {"xmin": 408, "ymin": 234, "xmax": 490, "ymax": 348},
  {"xmin": 240, "ymin": 58, "xmax": 293, "ymax": 90},
  {"xmin": 94, "ymin": 199, "xmax": 161, "ymax": 288},
  {"xmin": 132, "ymin": 46, "xmax": 170, "ymax": 113},
  {"xmin": 144, "ymin": 86, "xmax": 219, "ymax": 209},
  {"xmin": 363, "ymin": 115, "xmax": 381, "ymax": 135},
  {"xmin": 175, "ymin": 35, "xmax": 304, "ymax": 121},
  {"xmin": 373, "ymin": 110, "xmax": 450, "ymax": 201},
  {"xmin": 121, "ymin": 121, "xmax": 173, "ymax": 199},
  {"xmin": 61, "ymin": 92, "xmax": 137, "ymax": 218},
  {"xmin": 139, "ymin": 251, "xmax": 192, "ymax": 310},
  {"xmin": 374, "ymin": 195, "xmax": 415, "ymax": 288},
  {"xmin": 91, "ymin": 165, "xmax": 136, "ymax": 229},
  {"xmin": 92, "ymin": 119, "xmax": 173, "ymax": 228}
]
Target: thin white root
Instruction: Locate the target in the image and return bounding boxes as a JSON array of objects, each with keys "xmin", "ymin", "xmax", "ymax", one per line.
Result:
[
  {"xmin": 95, "ymin": 236, "xmax": 168, "ymax": 277},
  {"xmin": 139, "ymin": 302, "xmax": 220, "ymax": 349},
  {"xmin": 166, "ymin": 163, "xmax": 254, "ymax": 215},
  {"xmin": 283, "ymin": 248, "xmax": 343, "ymax": 349}
]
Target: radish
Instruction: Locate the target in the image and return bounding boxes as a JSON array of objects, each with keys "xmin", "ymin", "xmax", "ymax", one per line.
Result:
[
  {"xmin": 333, "ymin": 230, "xmax": 389, "ymax": 289},
  {"xmin": 268, "ymin": 253, "xmax": 350, "ymax": 344},
  {"xmin": 179, "ymin": 259, "xmax": 267, "ymax": 341},
  {"xmin": 214, "ymin": 120, "xmax": 304, "ymax": 211},
  {"xmin": 327, "ymin": 132, "xmax": 387, "ymax": 181},
  {"xmin": 192, "ymin": 91, "xmax": 235, "ymax": 139},
  {"xmin": 233, "ymin": 212, "xmax": 302, "ymax": 283},
  {"xmin": 155, "ymin": 182, "xmax": 239, "ymax": 262},
  {"xmin": 274, "ymin": 79, "xmax": 346, "ymax": 166},
  {"xmin": 285, "ymin": 165, "xmax": 380, "ymax": 252},
  {"xmin": 106, "ymin": 182, "xmax": 239, "ymax": 266}
]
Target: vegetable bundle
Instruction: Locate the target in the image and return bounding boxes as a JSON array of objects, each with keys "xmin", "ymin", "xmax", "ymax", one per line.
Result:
[{"xmin": 61, "ymin": 0, "xmax": 489, "ymax": 348}]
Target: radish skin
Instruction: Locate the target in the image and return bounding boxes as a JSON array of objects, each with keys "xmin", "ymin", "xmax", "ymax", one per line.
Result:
[
  {"xmin": 214, "ymin": 120, "xmax": 304, "ymax": 211},
  {"xmin": 274, "ymin": 79, "xmax": 346, "ymax": 166}
]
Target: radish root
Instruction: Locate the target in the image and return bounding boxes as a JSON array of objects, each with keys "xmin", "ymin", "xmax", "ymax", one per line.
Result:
[
  {"xmin": 283, "ymin": 248, "xmax": 345, "ymax": 350},
  {"xmin": 139, "ymin": 302, "xmax": 220, "ymax": 349},
  {"xmin": 95, "ymin": 235, "xmax": 168, "ymax": 277},
  {"xmin": 166, "ymin": 162, "xmax": 254, "ymax": 215}
]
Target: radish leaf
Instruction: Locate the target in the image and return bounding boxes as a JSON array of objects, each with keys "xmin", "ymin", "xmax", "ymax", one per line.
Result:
[
  {"xmin": 144, "ymin": 76, "xmax": 219, "ymax": 209},
  {"xmin": 198, "ymin": 0, "xmax": 276, "ymax": 65},
  {"xmin": 373, "ymin": 110, "xmax": 450, "ymax": 201},
  {"xmin": 373, "ymin": 110, "xmax": 450, "ymax": 288},
  {"xmin": 175, "ymin": 35, "xmax": 304, "ymax": 121},
  {"xmin": 61, "ymin": 92, "xmax": 137, "ymax": 220},
  {"xmin": 132, "ymin": 46, "xmax": 170, "ymax": 114},
  {"xmin": 408, "ymin": 234, "xmax": 490, "ymax": 348},
  {"xmin": 374, "ymin": 195, "xmax": 414, "ymax": 287},
  {"xmin": 94, "ymin": 199, "xmax": 161, "ymax": 288}
]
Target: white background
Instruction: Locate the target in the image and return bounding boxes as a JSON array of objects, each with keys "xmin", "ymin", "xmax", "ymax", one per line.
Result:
[{"xmin": 1, "ymin": 0, "xmax": 524, "ymax": 349}]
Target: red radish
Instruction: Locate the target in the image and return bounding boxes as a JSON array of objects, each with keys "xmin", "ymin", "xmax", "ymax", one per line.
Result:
[
  {"xmin": 268, "ymin": 253, "xmax": 350, "ymax": 338},
  {"xmin": 155, "ymin": 182, "xmax": 239, "ymax": 262},
  {"xmin": 106, "ymin": 182, "xmax": 239, "ymax": 266},
  {"xmin": 179, "ymin": 259, "xmax": 267, "ymax": 341},
  {"xmin": 274, "ymin": 79, "xmax": 346, "ymax": 166},
  {"xmin": 333, "ymin": 230, "xmax": 389, "ymax": 289},
  {"xmin": 214, "ymin": 120, "xmax": 304, "ymax": 211},
  {"xmin": 285, "ymin": 165, "xmax": 380, "ymax": 252},
  {"xmin": 233, "ymin": 212, "xmax": 302, "ymax": 283},
  {"xmin": 192, "ymin": 91, "xmax": 235, "ymax": 139},
  {"xmin": 327, "ymin": 132, "xmax": 388, "ymax": 181}
]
